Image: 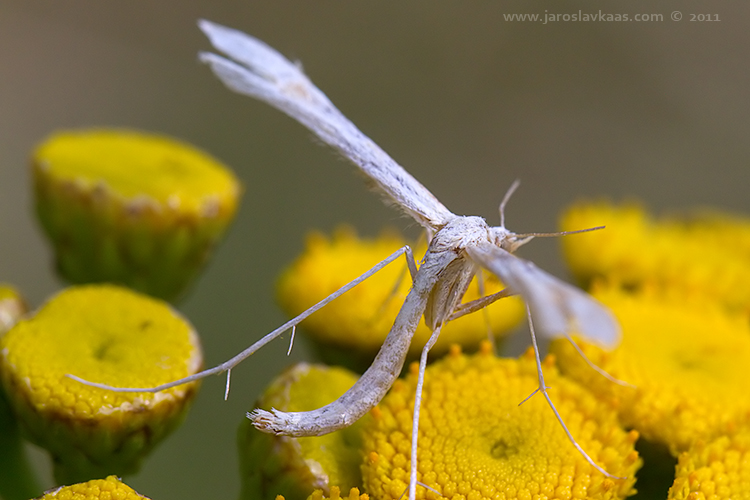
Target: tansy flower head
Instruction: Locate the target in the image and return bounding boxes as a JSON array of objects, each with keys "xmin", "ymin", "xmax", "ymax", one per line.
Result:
[
  {"xmin": 276, "ymin": 227, "xmax": 524, "ymax": 368},
  {"xmin": 36, "ymin": 475, "xmax": 150, "ymax": 500},
  {"xmin": 274, "ymin": 486, "xmax": 369, "ymax": 500},
  {"xmin": 560, "ymin": 201, "xmax": 750, "ymax": 313},
  {"xmin": 551, "ymin": 283, "xmax": 750, "ymax": 454},
  {"xmin": 0, "ymin": 284, "xmax": 202, "ymax": 483},
  {"xmin": 0, "ymin": 284, "xmax": 28, "ymax": 334},
  {"xmin": 238, "ymin": 363, "xmax": 369, "ymax": 500},
  {"xmin": 305, "ymin": 486, "xmax": 369, "ymax": 500},
  {"xmin": 361, "ymin": 343, "xmax": 640, "ymax": 500},
  {"xmin": 32, "ymin": 129, "xmax": 242, "ymax": 300},
  {"xmin": 668, "ymin": 425, "xmax": 750, "ymax": 500}
]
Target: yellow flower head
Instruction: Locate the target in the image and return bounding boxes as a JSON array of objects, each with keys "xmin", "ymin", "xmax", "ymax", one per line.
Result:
[
  {"xmin": 551, "ymin": 284, "xmax": 750, "ymax": 453},
  {"xmin": 668, "ymin": 425, "xmax": 750, "ymax": 500},
  {"xmin": 36, "ymin": 475, "xmax": 149, "ymax": 500},
  {"xmin": 559, "ymin": 201, "xmax": 750, "ymax": 313},
  {"xmin": 277, "ymin": 227, "xmax": 524, "ymax": 364},
  {"xmin": 305, "ymin": 487, "xmax": 369, "ymax": 500},
  {"xmin": 239, "ymin": 363, "xmax": 369, "ymax": 500},
  {"xmin": 34, "ymin": 129, "xmax": 239, "ymax": 217},
  {"xmin": 273, "ymin": 486, "xmax": 369, "ymax": 500},
  {"xmin": 0, "ymin": 284, "xmax": 202, "ymax": 483},
  {"xmin": 32, "ymin": 129, "xmax": 242, "ymax": 300},
  {"xmin": 361, "ymin": 343, "xmax": 640, "ymax": 500}
]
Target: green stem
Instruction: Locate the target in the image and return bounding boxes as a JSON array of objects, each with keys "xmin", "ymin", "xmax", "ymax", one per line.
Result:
[{"xmin": 0, "ymin": 389, "xmax": 41, "ymax": 500}]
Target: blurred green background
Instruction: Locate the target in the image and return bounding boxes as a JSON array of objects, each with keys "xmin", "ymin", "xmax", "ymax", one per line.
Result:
[{"xmin": 1, "ymin": 1, "xmax": 748, "ymax": 499}]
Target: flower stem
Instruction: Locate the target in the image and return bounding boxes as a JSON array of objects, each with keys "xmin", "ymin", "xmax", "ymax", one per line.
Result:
[{"xmin": 0, "ymin": 389, "xmax": 41, "ymax": 500}]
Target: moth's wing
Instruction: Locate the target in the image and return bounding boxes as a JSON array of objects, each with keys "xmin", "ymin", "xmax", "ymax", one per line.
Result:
[
  {"xmin": 466, "ymin": 242, "xmax": 620, "ymax": 349},
  {"xmin": 198, "ymin": 20, "xmax": 455, "ymax": 231}
]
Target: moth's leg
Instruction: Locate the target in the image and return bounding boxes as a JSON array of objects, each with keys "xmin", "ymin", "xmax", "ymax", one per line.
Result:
[
  {"xmin": 408, "ymin": 324, "xmax": 443, "ymax": 500},
  {"xmin": 249, "ymin": 275, "xmax": 430, "ymax": 437},
  {"xmin": 67, "ymin": 246, "xmax": 414, "ymax": 394},
  {"xmin": 404, "ymin": 245, "xmax": 418, "ymax": 281},
  {"xmin": 475, "ymin": 270, "xmax": 497, "ymax": 353},
  {"xmin": 447, "ymin": 287, "xmax": 515, "ymax": 321},
  {"xmin": 562, "ymin": 332, "xmax": 635, "ymax": 388},
  {"xmin": 524, "ymin": 305, "xmax": 622, "ymax": 479},
  {"xmin": 372, "ymin": 246, "xmax": 419, "ymax": 322},
  {"xmin": 248, "ymin": 245, "xmax": 459, "ymax": 437}
]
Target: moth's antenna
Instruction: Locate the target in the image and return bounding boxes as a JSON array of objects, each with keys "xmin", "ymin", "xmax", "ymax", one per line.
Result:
[
  {"xmin": 514, "ymin": 225, "xmax": 605, "ymax": 239},
  {"xmin": 499, "ymin": 179, "xmax": 521, "ymax": 228}
]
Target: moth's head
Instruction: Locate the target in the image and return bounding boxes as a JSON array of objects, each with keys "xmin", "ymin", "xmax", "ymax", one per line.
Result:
[
  {"xmin": 490, "ymin": 227, "xmax": 535, "ymax": 253},
  {"xmin": 493, "ymin": 225, "xmax": 606, "ymax": 254}
]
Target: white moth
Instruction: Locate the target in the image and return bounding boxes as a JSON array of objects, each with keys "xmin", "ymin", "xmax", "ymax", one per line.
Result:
[{"xmin": 70, "ymin": 20, "xmax": 623, "ymax": 499}]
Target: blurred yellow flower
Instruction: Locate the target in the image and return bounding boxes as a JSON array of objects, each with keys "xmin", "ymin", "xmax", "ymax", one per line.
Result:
[
  {"xmin": 552, "ymin": 283, "xmax": 750, "ymax": 453},
  {"xmin": 32, "ymin": 128, "xmax": 242, "ymax": 300},
  {"xmin": 361, "ymin": 343, "xmax": 640, "ymax": 500},
  {"xmin": 36, "ymin": 475, "xmax": 149, "ymax": 500},
  {"xmin": 668, "ymin": 425, "xmax": 750, "ymax": 500},
  {"xmin": 559, "ymin": 201, "xmax": 750, "ymax": 313},
  {"xmin": 277, "ymin": 227, "xmax": 524, "ymax": 365}
]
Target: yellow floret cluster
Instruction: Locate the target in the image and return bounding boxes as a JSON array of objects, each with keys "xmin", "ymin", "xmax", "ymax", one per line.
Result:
[
  {"xmin": 1, "ymin": 284, "xmax": 201, "ymax": 418},
  {"xmin": 38, "ymin": 476, "xmax": 148, "ymax": 500},
  {"xmin": 34, "ymin": 129, "xmax": 240, "ymax": 217},
  {"xmin": 277, "ymin": 227, "xmax": 524, "ymax": 358},
  {"xmin": 361, "ymin": 343, "xmax": 640, "ymax": 500},
  {"xmin": 560, "ymin": 201, "xmax": 750, "ymax": 312},
  {"xmin": 0, "ymin": 284, "xmax": 202, "ymax": 481},
  {"xmin": 552, "ymin": 282, "xmax": 750, "ymax": 454},
  {"xmin": 668, "ymin": 426, "xmax": 750, "ymax": 500},
  {"xmin": 297, "ymin": 486, "xmax": 369, "ymax": 500}
]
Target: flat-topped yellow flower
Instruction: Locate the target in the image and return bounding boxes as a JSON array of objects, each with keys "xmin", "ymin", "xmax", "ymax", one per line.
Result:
[
  {"xmin": 36, "ymin": 475, "xmax": 150, "ymax": 500},
  {"xmin": 361, "ymin": 343, "xmax": 640, "ymax": 500},
  {"xmin": 0, "ymin": 284, "xmax": 202, "ymax": 483},
  {"xmin": 277, "ymin": 227, "xmax": 524, "ymax": 367},
  {"xmin": 551, "ymin": 284, "xmax": 750, "ymax": 454},
  {"xmin": 32, "ymin": 129, "xmax": 242, "ymax": 300},
  {"xmin": 559, "ymin": 201, "xmax": 750, "ymax": 312},
  {"xmin": 0, "ymin": 283, "xmax": 28, "ymax": 334},
  {"xmin": 239, "ymin": 363, "xmax": 369, "ymax": 500},
  {"xmin": 668, "ymin": 425, "xmax": 750, "ymax": 500}
]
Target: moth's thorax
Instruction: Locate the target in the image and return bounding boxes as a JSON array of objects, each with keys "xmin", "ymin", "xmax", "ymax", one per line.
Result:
[
  {"xmin": 421, "ymin": 216, "xmax": 491, "ymax": 329},
  {"xmin": 429, "ymin": 216, "xmax": 492, "ymax": 252}
]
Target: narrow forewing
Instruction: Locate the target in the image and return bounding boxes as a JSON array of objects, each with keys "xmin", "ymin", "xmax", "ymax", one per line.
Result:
[{"xmin": 198, "ymin": 20, "xmax": 455, "ymax": 231}]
